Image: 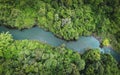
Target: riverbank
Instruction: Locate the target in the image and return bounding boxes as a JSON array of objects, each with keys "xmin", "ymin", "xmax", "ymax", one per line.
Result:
[
  {"xmin": 1, "ymin": 25, "xmax": 120, "ymax": 63},
  {"xmin": 0, "ymin": 24, "xmax": 118, "ymax": 53},
  {"xmin": 0, "ymin": 32, "xmax": 120, "ymax": 75},
  {"xmin": 0, "ymin": 0, "xmax": 120, "ymax": 53}
]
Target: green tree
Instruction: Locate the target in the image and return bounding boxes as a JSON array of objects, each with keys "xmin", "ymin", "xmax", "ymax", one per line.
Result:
[{"xmin": 82, "ymin": 49, "xmax": 101, "ymax": 62}]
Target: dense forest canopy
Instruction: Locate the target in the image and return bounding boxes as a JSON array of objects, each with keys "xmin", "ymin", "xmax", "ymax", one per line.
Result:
[
  {"xmin": 0, "ymin": 0, "xmax": 120, "ymax": 74},
  {"xmin": 0, "ymin": 32, "xmax": 120, "ymax": 75},
  {"xmin": 0, "ymin": 0, "xmax": 120, "ymax": 53}
]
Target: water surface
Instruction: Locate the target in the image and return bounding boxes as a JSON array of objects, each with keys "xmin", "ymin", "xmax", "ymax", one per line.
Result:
[{"xmin": 0, "ymin": 26, "xmax": 119, "ymax": 61}]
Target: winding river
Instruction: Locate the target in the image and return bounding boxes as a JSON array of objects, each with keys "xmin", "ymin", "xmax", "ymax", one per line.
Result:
[{"xmin": 0, "ymin": 26, "xmax": 120, "ymax": 62}]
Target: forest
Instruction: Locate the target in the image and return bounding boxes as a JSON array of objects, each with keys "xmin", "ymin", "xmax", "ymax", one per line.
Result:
[
  {"xmin": 0, "ymin": 0, "xmax": 120, "ymax": 75},
  {"xmin": 0, "ymin": 32, "xmax": 120, "ymax": 75},
  {"xmin": 0, "ymin": 0, "xmax": 120, "ymax": 53}
]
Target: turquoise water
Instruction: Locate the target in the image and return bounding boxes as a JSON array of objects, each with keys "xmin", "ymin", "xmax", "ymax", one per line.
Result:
[{"xmin": 0, "ymin": 26, "xmax": 120, "ymax": 61}]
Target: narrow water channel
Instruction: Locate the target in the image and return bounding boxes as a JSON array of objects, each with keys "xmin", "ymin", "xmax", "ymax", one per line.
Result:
[{"xmin": 0, "ymin": 26, "xmax": 120, "ymax": 62}]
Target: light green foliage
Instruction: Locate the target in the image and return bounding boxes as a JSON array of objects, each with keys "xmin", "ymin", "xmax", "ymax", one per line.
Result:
[
  {"xmin": 38, "ymin": 16, "xmax": 47, "ymax": 28},
  {"xmin": 47, "ymin": 11, "xmax": 54, "ymax": 20},
  {"xmin": 7, "ymin": 8, "xmax": 36, "ymax": 29},
  {"xmin": 0, "ymin": 32, "xmax": 85, "ymax": 75},
  {"xmin": 0, "ymin": 1, "xmax": 120, "ymax": 74},
  {"xmin": 0, "ymin": 0, "xmax": 96, "ymax": 40},
  {"xmin": 0, "ymin": 32, "xmax": 13, "ymax": 48},
  {"xmin": 0, "ymin": 32, "xmax": 120, "ymax": 75},
  {"xmin": 102, "ymin": 38, "xmax": 110, "ymax": 46}
]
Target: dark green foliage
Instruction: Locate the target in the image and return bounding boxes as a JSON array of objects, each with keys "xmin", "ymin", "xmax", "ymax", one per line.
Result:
[
  {"xmin": 101, "ymin": 54, "xmax": 120, "ymax": 75},
  {"xmin": 82, "ymin": 49, "xmax": 120, "ymax": 75},
  {"xmin": 82, "ymin": 49, "xmax": 101, "ymax": 62}
]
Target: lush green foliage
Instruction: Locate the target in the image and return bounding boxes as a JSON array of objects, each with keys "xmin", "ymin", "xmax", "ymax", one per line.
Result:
[
  {"xmin": 102, "ymin": 38, "xmax": 110, "ymax": 46},
  {"xmin": 82, "ymin": 49, "xmax": 120, "ymax": 75},
  {"xmin": 0, "ymin": 0, "xmax": 120, "ymax": 52},
  {"xmin": 0, "ymin": 32, "xmax": 85, "ymax": 75},
  {"xmin": 0, "ymin": 0, "xmax": 120, "ymax": 74},
  {"xmin": 0, "ymin": 32, "xmax": 120, "ymax": 75}
]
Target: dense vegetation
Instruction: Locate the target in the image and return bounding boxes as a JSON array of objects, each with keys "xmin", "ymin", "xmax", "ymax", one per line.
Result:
[
  {"xmin": 0, "ymin": 0, "xmax": 120, "ymax": 53},
  {"xmin": 0, "ymin": 0, "xmax": 120, "ymax": 75},
  {"xmin": 0, "ymin": 32, "xmax": 120, "ymax": 75}
]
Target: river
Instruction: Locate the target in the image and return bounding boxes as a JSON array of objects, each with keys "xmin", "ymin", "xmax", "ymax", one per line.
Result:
[{"xmin": 0, "ymin": 26, "xmax": 120, "ymax": 62}]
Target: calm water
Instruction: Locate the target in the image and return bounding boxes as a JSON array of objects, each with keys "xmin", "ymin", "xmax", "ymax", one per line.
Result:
[{"xmin": 0, "ymin": 26, "xmax": 120, "ymax": 61}]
